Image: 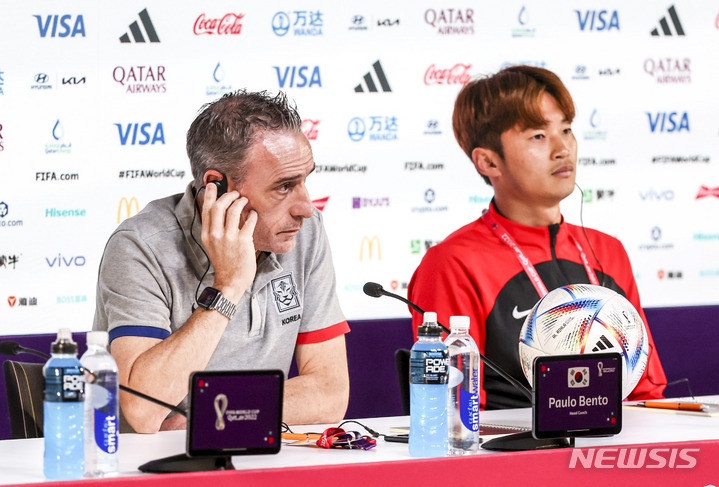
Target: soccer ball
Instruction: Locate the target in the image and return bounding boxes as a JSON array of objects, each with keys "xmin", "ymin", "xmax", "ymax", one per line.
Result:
[{"xmin": 518, "ymin": 284, "xmax": 648, "ymax": 399}]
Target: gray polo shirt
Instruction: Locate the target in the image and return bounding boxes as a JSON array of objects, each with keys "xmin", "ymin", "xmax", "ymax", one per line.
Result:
[{"xmin": 93, "ymin": 184, "xmax": 348, "ymax": 382}]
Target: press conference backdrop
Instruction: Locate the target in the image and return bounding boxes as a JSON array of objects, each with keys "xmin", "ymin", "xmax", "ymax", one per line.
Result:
[{"xmin": 0, "ymin": 1, "xmax": 717, "ymax": 334}]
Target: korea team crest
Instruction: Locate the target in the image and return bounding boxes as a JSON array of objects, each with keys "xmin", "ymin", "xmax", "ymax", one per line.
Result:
[{"xmin": 271, "ymin": 273, "xmax": 301, "ymax": 313}]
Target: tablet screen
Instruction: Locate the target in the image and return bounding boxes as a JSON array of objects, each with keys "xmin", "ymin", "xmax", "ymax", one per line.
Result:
[
  {"xmin": 186, "ymin": 370, "xmax": 283, "ymax": 456},
  {"xmin": 532, "ymin": 353, "xmax": 622, "ymax": 439}
]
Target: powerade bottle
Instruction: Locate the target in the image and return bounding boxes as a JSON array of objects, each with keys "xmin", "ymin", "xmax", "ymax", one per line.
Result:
[
  {"xmin": 445, "ymin": 316, "xmax": 480, "ymax": 454},
  {"xmin": 409, "ymin": 312, "xmax": 449, "ymax": 457},
  {"xmin": 81, "ymin": 331, "xmax": 119, "ymax": 477},
  {"xmin": 43, "ymin": 329, "xmax": 85, "ymax": 480}
]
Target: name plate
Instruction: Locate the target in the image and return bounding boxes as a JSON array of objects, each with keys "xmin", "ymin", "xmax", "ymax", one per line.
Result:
[
  {"xmin": 532, "ymin": 353, "xmax": 622, "ymax": 439},
  {"xmin": 187, "ymin": 370, "xmax": 284, "ymax": 457}
]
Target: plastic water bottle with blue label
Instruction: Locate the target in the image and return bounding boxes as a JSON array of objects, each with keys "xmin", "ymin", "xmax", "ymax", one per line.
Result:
[
  {"xmin": 43, "ymin": 329, "xmax": 85, "ymax": 479},
  {"xmin": 409, "ymin": 312, "xmax": 448, "ymax": 457},
  {"xmin": 445, "ymin": 315, "xmax": 480, "ymax": 454},
  {"xmin": 81, "ymin": 331, "xmax": 119, "ymax": 477}
]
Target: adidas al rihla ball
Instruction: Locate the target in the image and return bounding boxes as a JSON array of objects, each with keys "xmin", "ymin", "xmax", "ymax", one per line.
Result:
[{"xmin": 518, "ymin": 284, "xmax": 649, "ymax": 399}]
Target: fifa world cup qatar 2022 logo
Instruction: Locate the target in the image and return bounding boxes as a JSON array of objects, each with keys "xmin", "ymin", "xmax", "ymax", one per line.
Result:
[{"xmin": 214, "ymin": 393, "xmax": 228, "ymax": 431}]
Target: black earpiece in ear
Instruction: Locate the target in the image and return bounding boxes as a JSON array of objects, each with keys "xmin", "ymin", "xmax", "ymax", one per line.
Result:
[{"xmin": 209, "ymin": 172, "xmax": 228, "ymax": 197}]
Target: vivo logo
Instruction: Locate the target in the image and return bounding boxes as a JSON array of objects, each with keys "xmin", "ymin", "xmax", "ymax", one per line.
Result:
[
  {"xmin": 647, "ymin": 112, "xmax": 690, "ymax": 133},
  {"xmin": 114, "ymin": 123, "xmax": 166, "ymax": 145},
  {"xmin": 569, "ymin": 447, "xmax": 699, "ymax": 469},
  {"xmin": 34, "ymin": 15, "xmax": 86, "ymax": 37},
  {"xmin": 273, "ymin": 66, "xmax": 321, "ymax": 88},
  {"xmin": 46, "ymin": 254, "xmax": 86, "ymax": 267},
  {"xmin": 640, "ymin": 189, "xmax": 675, "ymax": 201},
  {"xmin": 575, "ymin": 10, "xmax": 619, "ymax": 31}
]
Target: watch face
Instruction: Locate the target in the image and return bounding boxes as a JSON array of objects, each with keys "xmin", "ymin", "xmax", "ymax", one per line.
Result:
[{"xmin": 198, "ymin": 287, "xmax": 219, "ymax": 308}]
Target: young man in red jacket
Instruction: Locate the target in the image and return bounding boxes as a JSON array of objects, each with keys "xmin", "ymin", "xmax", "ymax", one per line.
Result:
[{"xmin": 408, "ymin": 65, "xmax": 666, "ymax": 409}]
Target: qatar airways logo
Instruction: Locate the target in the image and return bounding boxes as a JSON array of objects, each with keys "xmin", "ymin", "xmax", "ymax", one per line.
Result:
[
  {"xmin": 424, "ymin": 63, "xmax": 471, "ymax": 85},
  {"xmin": 424, "ymin": 8, "xmax": 475, "ymax": 35},
  {"xmin": 193, "ymin": 13, "xmax": 244, "ymax": 35},
  {"xmin": 113, "ymin": 66, "xmax": 166, "ymax": 94},
  {"xmin": 569, "ymin": 447, "xmax": 699, "ymax": 469}
]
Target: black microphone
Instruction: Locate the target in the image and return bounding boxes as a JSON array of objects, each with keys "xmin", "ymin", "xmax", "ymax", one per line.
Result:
[
  {"xmin": 0, "ymin": 340, "xmax": 188, "ymax": 417},
  {"xmin": 363, "ymin": 281, "xmax": 532, "ymax": 400},
  {"xmin": 0, "ymin": 340, "xmax": 51, "ymax": 360},
  {"xmin": 363, "ymin": 282, "xmax": 450, "ymax": 334}
]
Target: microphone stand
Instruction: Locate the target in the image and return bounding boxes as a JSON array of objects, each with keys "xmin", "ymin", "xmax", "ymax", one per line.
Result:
[{"xmin": 363, "ymin": 282, "xmax": 573, "ymax": 451}]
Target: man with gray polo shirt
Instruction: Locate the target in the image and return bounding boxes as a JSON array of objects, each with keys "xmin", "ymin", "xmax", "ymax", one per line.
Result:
[{"xmin": 93, "ymin": 90, "xmax": 350, "ymax": 433}]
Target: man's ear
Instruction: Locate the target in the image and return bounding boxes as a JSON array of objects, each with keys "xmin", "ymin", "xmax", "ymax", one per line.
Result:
[
  {"xmin": 203, "ymin": 169, "xmax": 226, "ymax": 188},
  {"xmin": 471, "ymin": 147, "xmax": 502, "ymax": 180}
]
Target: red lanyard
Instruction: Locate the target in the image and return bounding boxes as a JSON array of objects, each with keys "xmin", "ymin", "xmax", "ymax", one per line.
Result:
[{"xmin": 480, "ymin": 210, "xmax": 600, "ymax": 298}]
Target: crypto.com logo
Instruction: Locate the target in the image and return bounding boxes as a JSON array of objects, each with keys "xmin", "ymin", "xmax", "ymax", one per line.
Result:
[{"xmin": 569, "ymin": 447, "xmax": 699, "ymax": 469}]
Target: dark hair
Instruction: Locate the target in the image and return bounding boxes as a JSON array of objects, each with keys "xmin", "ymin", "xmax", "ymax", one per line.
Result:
[
  {"xmin": 186, "ymin": 90, "xmax": 302, "ymax": 189},
  {"xmin": 452, "ymin": 65, "xmax": 575, "ymax": 185}
]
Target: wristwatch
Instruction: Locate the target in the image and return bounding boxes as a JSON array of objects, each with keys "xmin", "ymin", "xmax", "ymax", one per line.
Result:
[{"xmin": 197, "ymin": 287, "xmax": 237, "ymax": 320}]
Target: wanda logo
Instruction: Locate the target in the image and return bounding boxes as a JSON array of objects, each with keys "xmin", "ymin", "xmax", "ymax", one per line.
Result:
[
  {"xmin": 194, "ymin": 13, "xmax": 244, "ymax": 35},
  {"xmin": 424, "ymin": 63, "xmax": 471, "ymax": 85}
]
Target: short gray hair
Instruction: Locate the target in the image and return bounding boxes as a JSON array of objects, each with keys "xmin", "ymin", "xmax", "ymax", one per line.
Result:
[{"xmin": 186, "ymin": 90, "xmax": 302, "ymax": 189}]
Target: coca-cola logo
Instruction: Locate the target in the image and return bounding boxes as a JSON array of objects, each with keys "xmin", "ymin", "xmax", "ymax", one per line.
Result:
[
  {"xmin": 301, "ymin": 119, "xmax": 320, "ymax": 140},
  {"xmin": 194, "ymin": 13, "xmax": 244, "ymax": 35},
  {"xmin": 424, "ymin": 63, "xmax": 471, "ymax": 85}
]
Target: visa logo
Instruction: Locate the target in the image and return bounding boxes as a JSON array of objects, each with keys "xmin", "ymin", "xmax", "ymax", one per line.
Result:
[
  {"xmin": 114, "ymin": 123, "xmax": 166, "ymax": 145},
  {"xmin": 647, "ymin": 112, "xmax": 690, "ymax": 133},
  {"xmin": 273, "ymin": 66, "xmax": 321, "ymax": 88},
  {"xmin": 46, "ymin": 254, "xmax": 86, "ymax": 267},
  {"xmin": 575, "ymin": 10, "xmax": 619, "ymax": 31},
  {"xmin": 34, "ymin": 14, "xmax": 86, "ymax": 38}
]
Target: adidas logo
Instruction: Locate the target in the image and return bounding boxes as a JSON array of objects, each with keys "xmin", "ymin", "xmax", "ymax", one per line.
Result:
[
  {"xmin": 592, "ymin": 335, "xmax": 615, "ymax": 352},
  {"xmin": 120, "ymin": 8, "xmax": 160, "ymax": 43},
  {"xmin": 650, "ymin": 5, "xmax": 685, "ymax": 36},
  {"xmin": 354, "ymin": 60, "xmax": 392, "ymax": 93}
]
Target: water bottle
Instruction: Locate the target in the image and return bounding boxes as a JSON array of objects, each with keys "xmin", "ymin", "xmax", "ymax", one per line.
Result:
[
  {"xmin": 81, "ymin": 331, "xmax": 119, "ymax": 477},
  {"xmin": 409, "ymin": 312, "xmax": 448, "ymax": 457},
  {"xmin": 43, "ymin": 328, "xmax": 85, "ymax": 480},
  {"xmin": 445, "ymin": 316, "xmax": 480, "ymax": 455}
]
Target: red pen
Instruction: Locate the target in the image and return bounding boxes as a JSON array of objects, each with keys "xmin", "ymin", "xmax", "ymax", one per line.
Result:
[{"xmin": 637, "ymin": 401, "xmax": 707, "ymax": 412}]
